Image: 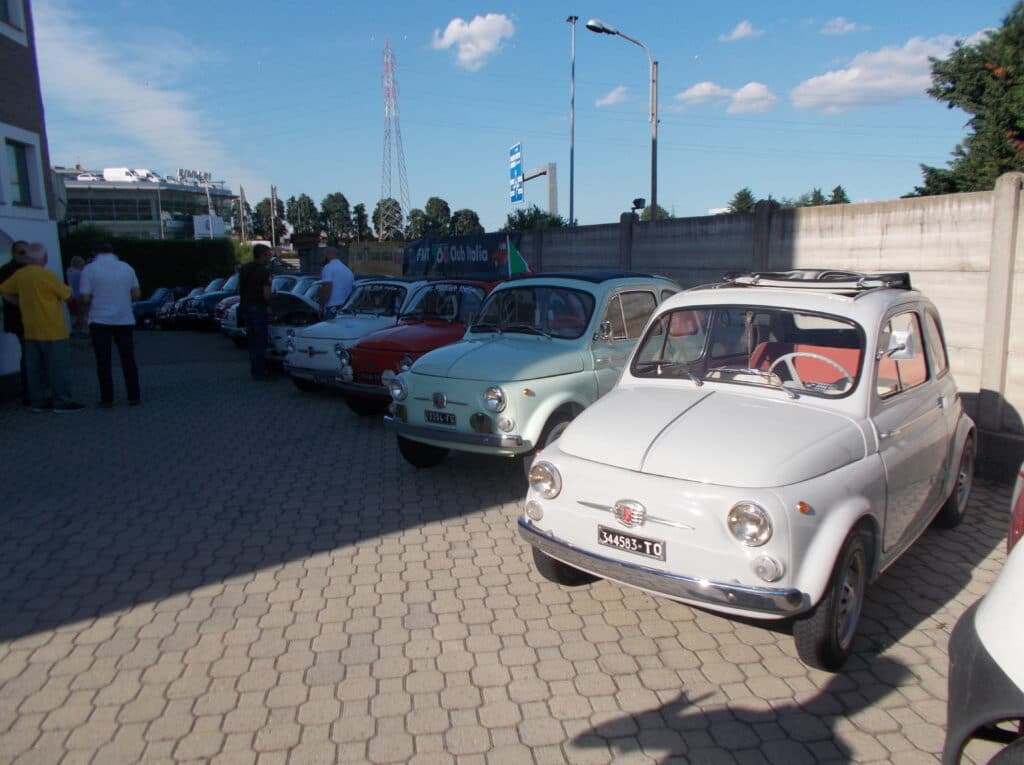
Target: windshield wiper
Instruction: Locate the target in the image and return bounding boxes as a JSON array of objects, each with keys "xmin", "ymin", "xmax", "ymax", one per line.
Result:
[
  {"xmin": 470, "ymin": 322, "xmax": 503, "ymax": 334},
  {"xmin": 705, "ymin": 367, "xmax": 797, "ymax": 399},
  {"xmin": 635, "ymin": 360, "xmax": 703, "ymax": 386},
  {"xmin": 504, "ymin": 323, "xmax": 551, "ymax": 339}
]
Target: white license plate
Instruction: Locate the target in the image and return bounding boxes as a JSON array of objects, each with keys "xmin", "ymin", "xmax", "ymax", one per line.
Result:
[
  {"xmin": 597, "ymin": 525, "xmax": 665, "ymax": 561},
  {"xmin": 425, "ymin": 410, "xmax": 456, "ymax": 426}
]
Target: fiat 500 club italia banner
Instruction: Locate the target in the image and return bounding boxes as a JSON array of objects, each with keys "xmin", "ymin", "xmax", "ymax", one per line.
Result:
[{"xmin": 403, "ymin": 233, "xmax": 527, "ymax": 280}]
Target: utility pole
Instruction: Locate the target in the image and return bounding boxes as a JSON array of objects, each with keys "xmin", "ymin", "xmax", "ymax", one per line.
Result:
[
  {"xmin": 270, "ymin": 185, "xmax": 278, "ymax": 249},
  {"xmin": 567, "ymin": 15, "xmax": 578, "ymax": 226}
]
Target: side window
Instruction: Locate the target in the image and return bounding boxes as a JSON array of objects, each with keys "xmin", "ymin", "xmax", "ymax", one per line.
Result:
[
  {"xmin": 601, "ymin": 295, "xmax": 627, "ymax": 340},
  {"xmin": 876, "ymin": 312, "xmax": 928, "ymax": 398},
  {"xmin": 621, "ymin": 291, "xmax": 657, "ymax": 338},
  {"xmin": 923, "ymin": 311, "xmax": 949, "ymax": 377},
  {"xmin": 708, "ymin": 308, "xmax": 748, "ymax": 359}
]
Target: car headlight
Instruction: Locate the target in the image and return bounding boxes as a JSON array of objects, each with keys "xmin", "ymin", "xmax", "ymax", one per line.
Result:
[
  {"xmin": 399, "ymin": 355, "xmax": 414, "ymax": 372},
  {"xmin": 334, "ymin": 344, "xmax": 349, "ymax": 364},
  {"xmin": 727, "ymin": 502, "xmax": 772, "ymax": 546},
  {"xmin": 388, "ymin": 376, "xmax": 408, "ymax": 401},
  {"xmin": 529, "ymin": 461, "xmax": 561, "ymax": 499},
  {"xmin": 483, "ymin": 386, "xmax": 506, "ymax": 412}
]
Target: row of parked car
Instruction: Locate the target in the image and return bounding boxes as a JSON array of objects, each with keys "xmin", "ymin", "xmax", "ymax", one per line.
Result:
[{"xmin": 136, "ymin": 267, "xmax": 1021, "ymax": 759}]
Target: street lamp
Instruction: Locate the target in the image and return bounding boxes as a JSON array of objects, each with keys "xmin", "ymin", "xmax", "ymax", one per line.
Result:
[
  {"xmin": 586, "ymin": 18, "xmax": 658, "ymax": 222},
  {"xmin": 567, "ymin": 15, "xmax": 578, "ymax": 226}
]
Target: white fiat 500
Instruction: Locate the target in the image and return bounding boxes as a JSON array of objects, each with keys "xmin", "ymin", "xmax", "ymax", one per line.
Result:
[{"xmin": 519, "ymin": 270, "xmax": 976, "ymax": 671}]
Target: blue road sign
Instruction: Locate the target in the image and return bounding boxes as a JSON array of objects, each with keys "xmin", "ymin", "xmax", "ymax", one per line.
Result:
[{"xmin": 509, "ymin": 143, "xmax": 524, "ymax": 204}]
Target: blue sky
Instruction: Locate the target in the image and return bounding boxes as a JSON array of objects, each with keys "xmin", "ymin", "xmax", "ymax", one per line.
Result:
[{"xmin": 34, "ymin": 0, "xmax": 1010, "ymax": 233}]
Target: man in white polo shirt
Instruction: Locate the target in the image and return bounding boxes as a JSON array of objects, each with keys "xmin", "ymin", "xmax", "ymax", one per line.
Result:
[
  {"xmin": 79, "ymin": 242, "xmax": 142, "ymax": 407},
  {"xmin": 318, "ymin": 246, "xmax": 354, "ymax": 319}
]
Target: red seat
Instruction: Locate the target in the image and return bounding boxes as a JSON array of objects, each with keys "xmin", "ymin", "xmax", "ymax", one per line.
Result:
[{"xmin": 751, "ymin": 342, "xmax": 860, "ymax": 384}]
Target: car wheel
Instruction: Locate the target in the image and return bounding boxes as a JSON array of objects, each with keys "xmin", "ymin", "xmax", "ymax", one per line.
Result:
[
  {"xmin": 290, "ymin": 376, "xmax": 323, "ymax": 393},
  {"xmin": 532, "ymin": 547, "xmax": 598, "ymax": 586},
  {"xmin": 934, "ymin": 437, "xmax": 975, "ymax": 529},
  {"xmin": 344, "ymin": 395, "xmax": 389, "ymax": 417},
  {"xmin": 987, "ymin": 734, "xmax": 1024, "ymax": 765},
  {"xmin": 519, "ymin": 414, "xmax": 574, "ymax": 481},
  {"xmin": 793, "ymin": 530, "xmax": 869, "ymax": 672},
  {"xmin": 397, "ymin": 435, "xmax": 448, "ymax": 468}
]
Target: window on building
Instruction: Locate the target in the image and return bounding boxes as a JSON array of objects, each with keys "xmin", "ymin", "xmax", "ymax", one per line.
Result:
[
  {"xmin": 5, "ymin": 140, "xmax": 32, "ymax": 206},
  {"xmin": 0, "ymin": 0, "xmax": 27, "ymax": 45}
]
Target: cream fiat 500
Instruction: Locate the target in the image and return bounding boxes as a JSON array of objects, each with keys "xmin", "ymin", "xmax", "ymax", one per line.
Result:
[{"xmin": 519, "ymin": 270, "xmax": 976, "ymax": 671}]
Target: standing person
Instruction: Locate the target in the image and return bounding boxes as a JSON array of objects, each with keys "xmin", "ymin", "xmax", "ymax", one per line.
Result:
[
  {"xmin": 79, "ymin": 242, "xmax": 141, "ymax": 407},
  {"xmin": 238, "ymin": 244, "xmax": 272, "ymax": 381},
  {"xmin": 318, "ymin": 246, "xmax": 354, "ymax": 319},
  {"xmin": 65, "ymin": 255, "xmax": 86, "ymax": 336},
  {"xmin": 0, "ymin": 242, "xmax": 84, "ymax": 412},
  {"xmin": 0, "ymin": 240, "xmax": 30, "ymax": 404}
]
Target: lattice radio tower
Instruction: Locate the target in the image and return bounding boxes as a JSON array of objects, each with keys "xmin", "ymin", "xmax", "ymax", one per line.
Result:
[{"xmin": 380, "ymin": 40, "xmax": 411, "ymax": 241}]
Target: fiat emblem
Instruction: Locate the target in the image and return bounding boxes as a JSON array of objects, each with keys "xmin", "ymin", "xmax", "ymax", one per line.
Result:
[
  {"xmin": 432, "ymin": 392, "xmax": 447, "ymax": 409},
  {"xmin": 614, "ymin": 500, "xmax": 646, "ymax": 528}
]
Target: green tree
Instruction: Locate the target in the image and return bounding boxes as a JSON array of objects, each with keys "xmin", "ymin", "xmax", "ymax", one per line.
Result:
[
  {"xmin": 405, "ymin": 208, "xmax": 427, "ymax": 239},
  {"xmin": 912, "ymin": 3, "xmax": 1024, "ymax": 195},
  {"xmin": 500, "ymin": 205, "xmax": 567, "ymax": 232},
  {"xmin": 352, "ymin": 203, "xmax": 372, "ymax": 242},
  {"xmin": 728, "ymin": 188, "xmax": 757, "ymax": 213},
  {"xmin": 320, "ymin": 192, "xmax": 353, "ymax": 244},
  {"xmin": 829, "ymin": 185, "xmax": 850, "ymax": 204},
  {"xmin": 286, "ymin": 193, "xmax": 319, "ymax": 235},
  {"xmin": 423, "ymin": 197, "xmax": 452, "ymax": 237},
  {"xmin": 639, "ymin": 204, "xmax": 672, "ymax": 221},
  {"xmin": 450, "ymin": 209, "xmax": 484, "ymax": 236},
  {"xmin": 252, "ymin": 197, "xmax": 286, "ymax": 242},
  {"xmin": 809, "ymin": 188, "xmax": 827, "ymax": 206},
  {"xmin": 373, "ymin": 198, "xmax": 403, "ymax": 240}
]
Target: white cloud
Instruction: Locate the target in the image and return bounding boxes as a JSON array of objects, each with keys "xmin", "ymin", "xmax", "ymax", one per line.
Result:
[
  {"xmin": 791, "ymin": 36, "xmax": 956, "ymax": 112},
  {"xmin": 431, "ymin": 14, "xmax": 514, "ymax": 71},
  {"xmin": 33, "ymin": 0, "xmax": 263, "ymax": 192},
  {"xmin": 728, "ymin": 83, "xmax": 778, "ymax": 113},
  {"xmin": 719, "ymin": 20, "xmax": 764, "ymax": 42},
  {"xmin": 596, "ymin": 85, "xmax": 628, "ymax": 108},
  {"xmin": 675, "ymin": 81, "xmax": 777, "ymax": 113},
  {"xmin": 821, "ymin": 17, "xmax": 870, "ymax": 35},
  {"xmin": 675, "ymin": 81, "xmax": 732, "ymax": 106}
]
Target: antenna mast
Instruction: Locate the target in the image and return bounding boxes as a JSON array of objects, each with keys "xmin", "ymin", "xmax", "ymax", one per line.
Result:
[{"xmin": 380, "ymin": 40, "xmax": 411, "ymax": 240}]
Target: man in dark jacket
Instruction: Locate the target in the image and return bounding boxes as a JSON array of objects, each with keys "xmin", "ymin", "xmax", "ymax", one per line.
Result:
[
  {"xmin": 239, "ymin": 244, "xmax": 272, "ymax": 380},
  {"xmin": 0, "ymin": 241, "xmax": 30, "ymax": 404}
]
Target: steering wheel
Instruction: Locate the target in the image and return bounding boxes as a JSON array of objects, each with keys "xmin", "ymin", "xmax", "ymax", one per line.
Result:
[{"xmin": 769, "ymin": 352, "xmax": 852, "ymax": 389}]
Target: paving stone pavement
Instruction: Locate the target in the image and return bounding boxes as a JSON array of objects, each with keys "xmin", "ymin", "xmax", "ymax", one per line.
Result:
[{"xmin": 0, "ymin": 330, "xmax": 1013, "ymax": 765}]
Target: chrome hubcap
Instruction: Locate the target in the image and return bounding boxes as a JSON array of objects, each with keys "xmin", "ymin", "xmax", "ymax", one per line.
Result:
[{"xmin": 836, "ymin": 552, "xmax": 864, "ymax": 650}]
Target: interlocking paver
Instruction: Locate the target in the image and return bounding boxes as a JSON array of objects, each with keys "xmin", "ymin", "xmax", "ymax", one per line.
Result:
[{"xmin": 0, "ymin": 331, "xmax": 1014, "ymax": 764}]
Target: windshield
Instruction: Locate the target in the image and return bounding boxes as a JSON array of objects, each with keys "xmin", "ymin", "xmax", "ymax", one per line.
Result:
[
  {"xmin": 632, "ymin": 305, "xmax": 864, "ymax": 398},
  {"xmin": 402, "ymin": 283, "xmax": 485, "ymax": 323},
  {"xmin": 203, "ymin": 278, "xmax": 225, "ymax": 293},
  {"xmin": 272, "ymin": 275, "xmax": 298, "ymax": 293},
  {"xmin": 188, "ymin": 287, "xmax": 203, "ymax": 297},
  {"xmin": 221, "ymin": 274, "xmax": 239, "ymax": 291},
  {"xmin": 471, "ymin": 286, "xmax": 595, "ymax": 340},
  {"xmin": 341, "ymin": 283, "xmax": 407, "ymax": 316}
]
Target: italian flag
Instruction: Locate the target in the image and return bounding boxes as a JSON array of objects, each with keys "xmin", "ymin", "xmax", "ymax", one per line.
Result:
[{"xmin": 506, "ymin": 236, "xmax": 530, "ymax": 277}]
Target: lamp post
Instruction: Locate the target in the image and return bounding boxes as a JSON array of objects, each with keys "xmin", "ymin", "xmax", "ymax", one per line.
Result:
[
  {"xmin": 586, "ymin": 18, "xmax": 658, "ymax": 222},
  {"xmin": 567, "ymin": 15, "xmax": 578, "ymax": 226}
]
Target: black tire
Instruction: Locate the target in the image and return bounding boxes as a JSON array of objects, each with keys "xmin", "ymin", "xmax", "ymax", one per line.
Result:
[
  {"xmin": 793, "ymin": 530, "xmax": 869, "ymax": 672},
  {"xmin": 519, "ymin": 413, "xmax": 574, "ymax": 481},
  {"xmin": 290, "ymin": 376, "xmax": 323, "ymax": 393},
  {"xmin": 397, "ymin": 435, "xmax": 448, "ymax": 468},
  {"xmin": 344, "ymin": 395, "xmax": 389, "ymax": 417},
  {"xmin": 987, "ymin": 733, "xmax": 1024, "ymax": 765},
  {"xmin": 934, "ymin": 437, "xmax": 975, "ymax": 529},
  {"xmin": 532, "ymin": 547, "xmax": 599, "ymax": 586}
]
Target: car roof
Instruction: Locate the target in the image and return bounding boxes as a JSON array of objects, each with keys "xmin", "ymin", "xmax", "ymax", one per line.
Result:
[{"xmin": 509, "ymin": 270, "xmax": 673, "ymax": 284}]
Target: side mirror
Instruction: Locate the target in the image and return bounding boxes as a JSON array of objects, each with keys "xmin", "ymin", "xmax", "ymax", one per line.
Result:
[
  {"xmin": 885, "ymin": 330, "xmax": 917, "ymax": 360},
  {"xmin": 594, "ymin": 320, "xmax": 613, "ymax": 342}
]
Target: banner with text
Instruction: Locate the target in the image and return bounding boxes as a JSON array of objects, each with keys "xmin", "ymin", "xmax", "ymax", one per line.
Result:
[{"xmin": 403, "ymin": 233, "xmax": 524, "ymax": 279}]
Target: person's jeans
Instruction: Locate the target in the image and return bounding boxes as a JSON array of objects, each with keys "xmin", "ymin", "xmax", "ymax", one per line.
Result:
[
  {"xmin": 90, "ymin": 323, "xmax": 140, "ymax": 403},
  {"xmin": 24, "ymin": 339, "xmax": 73, "ymax": 407},
  {"xmin": 244, "ymin": 305, "xmax": 269, "ymax": 379}
]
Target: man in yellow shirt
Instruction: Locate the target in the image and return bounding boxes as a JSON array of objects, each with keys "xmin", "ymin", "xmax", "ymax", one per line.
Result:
[{"xmin": 0, "ymin": 243, "xmax": 84, "ymax": 412}]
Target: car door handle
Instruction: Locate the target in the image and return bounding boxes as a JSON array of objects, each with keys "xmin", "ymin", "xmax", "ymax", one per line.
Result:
[
  {"xmin": 879, "ymin": 428, "xmax": 900, "ymax": 440},
  {"xmin": 937, "ymin": 395, "xmax": 947, "ymax": 409}
]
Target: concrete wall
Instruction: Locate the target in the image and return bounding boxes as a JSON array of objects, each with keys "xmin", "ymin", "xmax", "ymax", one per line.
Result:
[{"xmin": 520, "ymin": 173, "xmax": 1024, "ymax": 472}]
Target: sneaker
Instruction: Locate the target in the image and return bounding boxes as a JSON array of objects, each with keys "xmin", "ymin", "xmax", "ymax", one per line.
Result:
[{"xmin": 53, "ymin": 403, "xmax": 86, "ymax": 414}]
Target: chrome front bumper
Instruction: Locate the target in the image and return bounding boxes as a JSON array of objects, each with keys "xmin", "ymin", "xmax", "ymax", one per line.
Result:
[
  {"xmin": 387, "ymin": 418, "xmax": 532, "ymax": 451},
  {"xmin": 518, "ymin": 517, "xmax": 806, "ymax": 616},
  {"xmin": 284, "ymin": 365, "xmax": 345, "ymax": 387}
]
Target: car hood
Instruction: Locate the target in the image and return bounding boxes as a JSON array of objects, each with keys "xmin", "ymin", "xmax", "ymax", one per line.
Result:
[
  {"xmin": 558, "ymin": 386, "xmax": 866, "ymax": 488},
  {"xmin": 295, "ymin": 315, "xmax": 398, "ymax": 343},
  {"xmin": 358, "ymin": 320, "xmax": 465, "ymax": 353},
  {"xmin": 413, "ymin": 335, "xmax": 584, "ymax": 382}
]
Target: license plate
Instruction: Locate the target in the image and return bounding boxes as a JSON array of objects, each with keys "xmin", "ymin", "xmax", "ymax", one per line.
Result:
[
  {"xmin": 425, "ymin": 410, "xmax": 456, "ymax": 426},
  {"xmin": 597, "ymin": 525, "xmax": 665, "ymax": 561}
]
